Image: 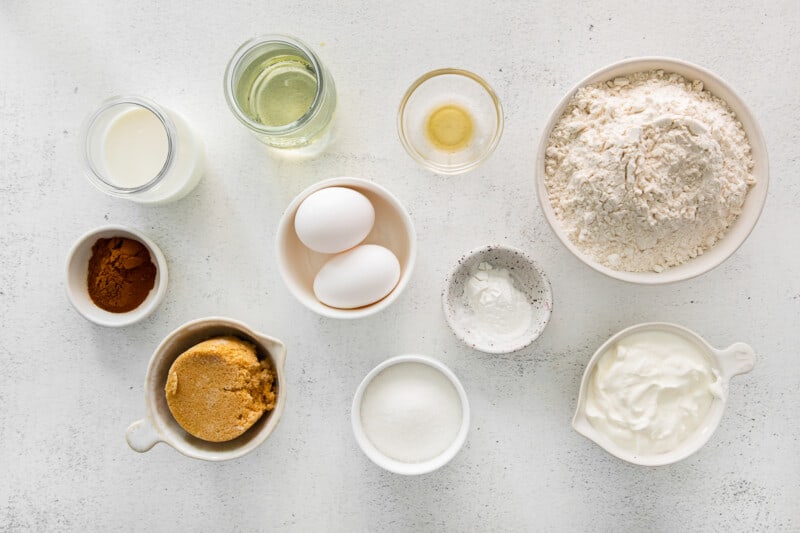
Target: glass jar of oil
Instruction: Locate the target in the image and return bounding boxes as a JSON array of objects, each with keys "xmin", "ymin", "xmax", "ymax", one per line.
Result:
[{"xmin": 224, "ymin": 35, "xmax": 336, "ymax": 149}]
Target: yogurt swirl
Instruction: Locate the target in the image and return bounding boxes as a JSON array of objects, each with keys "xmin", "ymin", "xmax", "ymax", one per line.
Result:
[{"xmin": 585, "ymin": 330, "xmax": 725, "ymax": 455}]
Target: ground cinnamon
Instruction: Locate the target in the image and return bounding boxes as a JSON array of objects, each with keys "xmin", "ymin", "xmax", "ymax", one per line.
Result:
[{"xmin": 87, "ymin": 237, "xmax": 157, "ymax": 313}]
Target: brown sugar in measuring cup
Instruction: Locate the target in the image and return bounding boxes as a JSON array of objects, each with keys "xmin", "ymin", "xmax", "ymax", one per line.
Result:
[{"xmin": 164, "ymin": 336, "xmax": 277, "ymax": 442}]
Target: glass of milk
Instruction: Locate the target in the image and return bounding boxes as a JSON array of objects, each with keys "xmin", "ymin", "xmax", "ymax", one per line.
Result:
[{"xmin": 81, "ymin": 96, "xmax": 204, "ymax": 204}]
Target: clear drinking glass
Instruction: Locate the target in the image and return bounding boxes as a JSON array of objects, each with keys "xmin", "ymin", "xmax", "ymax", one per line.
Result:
[
  {"xmin": 81, "ymin": 96, "xmax": 205, "ymax": 204},
  {"xmin": 224, "ymin": 34, "xmax": 336, "ymax": 149}
]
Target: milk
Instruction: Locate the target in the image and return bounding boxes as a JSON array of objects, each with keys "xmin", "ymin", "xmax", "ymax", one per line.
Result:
[
  {"xmin": 82, "ymin": 96, "xmax": 204, "ymax": 204},
  {"xmin": 103, "ymin": 107, "xmax": 169, "ymax": 188}
]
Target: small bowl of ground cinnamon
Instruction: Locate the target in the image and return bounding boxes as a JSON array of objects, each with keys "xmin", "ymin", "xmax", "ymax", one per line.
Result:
[{"xmin": 66, "ymin": 225, "xmax": 168, "ymax": 327}]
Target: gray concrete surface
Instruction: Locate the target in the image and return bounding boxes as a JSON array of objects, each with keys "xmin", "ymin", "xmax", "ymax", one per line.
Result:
[{"xmin": 1, "ymin": 1, "xmax": 798, "ymax": 530}]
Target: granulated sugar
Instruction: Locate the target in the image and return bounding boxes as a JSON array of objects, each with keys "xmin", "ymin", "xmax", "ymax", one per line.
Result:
[{"xmin": 360, "ymin": 362, "xmax": 462, "ymax": 463}]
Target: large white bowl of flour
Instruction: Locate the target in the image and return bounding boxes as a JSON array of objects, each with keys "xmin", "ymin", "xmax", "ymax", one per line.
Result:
[{"xmin": 536, "ymin": 57, "xmax": 768, "ymax": 284}]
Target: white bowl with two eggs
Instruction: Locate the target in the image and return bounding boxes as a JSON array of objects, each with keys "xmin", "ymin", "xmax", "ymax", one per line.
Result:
[{"xmin": 276, "ymin": 177, "xmax": 416, "ymax": 319}]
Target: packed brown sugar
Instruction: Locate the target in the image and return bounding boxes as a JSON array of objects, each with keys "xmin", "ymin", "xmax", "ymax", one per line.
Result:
[{"xmin": 165, "ymin": 336, "xmax": 276, "ymax": 442}]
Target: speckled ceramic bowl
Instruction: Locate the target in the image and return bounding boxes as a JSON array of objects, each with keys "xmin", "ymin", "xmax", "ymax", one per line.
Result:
[{"xmin": 442, "ymin": 245, "xmax": 552, "ymax": 354}]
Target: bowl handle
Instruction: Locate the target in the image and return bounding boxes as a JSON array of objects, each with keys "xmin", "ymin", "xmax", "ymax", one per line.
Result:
[
  {"xmin": 715, "ymin": 342, "xmax": 756, "ymax": 378},
  {"xmin": 126, "ymin": 418, "xmax": 162, "ymax": 452},
  {"xmin": 254, "ymin": 333, "xmax": 287, "ymax": 371}
]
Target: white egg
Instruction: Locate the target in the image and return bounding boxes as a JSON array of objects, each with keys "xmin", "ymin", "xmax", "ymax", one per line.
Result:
[
  {"xmin": 294, "ymin": 187, "xmax": 375, "ymax": 254},
  {"xmin": 314, "ymin": 244, "xmax": 401, "ymax": 309}
]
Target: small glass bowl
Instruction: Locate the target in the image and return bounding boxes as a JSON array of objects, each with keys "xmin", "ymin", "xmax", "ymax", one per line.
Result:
[{"xmin": 398, "ymin": 68, "xmax": 503, "ymax": 175}]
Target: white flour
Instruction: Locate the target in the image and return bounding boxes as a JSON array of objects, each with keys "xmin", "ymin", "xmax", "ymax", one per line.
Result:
[{"xmin": 544, "ymin": 70, "xmax": 755, "ymax": 272}]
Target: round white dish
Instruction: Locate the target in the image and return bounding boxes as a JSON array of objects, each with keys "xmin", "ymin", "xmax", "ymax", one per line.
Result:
[
  {"xmin": 275, "ymin": 177, "xmax": 417, "ymax": 319},
  {"xmin": 351, "ymin": 354, "xmax": 470, "ymax": 475},
  {"xmin": 572, "ymin": 322, "xmax": 755, "ymax": 466},
  {"xmin": 65, "ymin": 225, "xmax": 168, "ymax": 327},
  {"xmin": 535, "ymin": 56, "xmax": 769, "ymax": 284},
  {"xmin": 125, "ymin": 317, "xmax": 287, "ymax": 461},
  {"xmin": 442, "ymin": 245, "xmax": 552, "ymax": 354}
]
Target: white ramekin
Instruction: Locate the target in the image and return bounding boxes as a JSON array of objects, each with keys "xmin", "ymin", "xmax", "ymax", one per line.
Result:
[
  {"xmin": 65, "ymin": 225, "xmax": 168, "ymax": 327},
  {"xmin": 351, "ymin": 355, "xmax": 470, "ymax": 475}
]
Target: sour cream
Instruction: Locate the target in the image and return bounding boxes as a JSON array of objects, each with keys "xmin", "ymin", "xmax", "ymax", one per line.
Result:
[{"xmin": 585, "ymin": 330, "xmax": 725, "ymax": 455}]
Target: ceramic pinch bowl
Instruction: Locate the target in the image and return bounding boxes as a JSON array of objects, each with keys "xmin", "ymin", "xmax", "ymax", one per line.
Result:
[
  {"xmin": 275, "ymin": 176, "xmax": 416, "ymax": 319},
  {"xmin": 572, "ymin": 322, "xmax": 756, "ymax": 466},
  {"xmin": 442, "ymin": 245, "xmax": 553, "ymax": 354},
  {"xmin": 126, "ymin": 317, "xmax": 287, "ymax": 461},
  {"xmin": 65, "ymin": 225, "xmax": 168, "ymax": 327}
]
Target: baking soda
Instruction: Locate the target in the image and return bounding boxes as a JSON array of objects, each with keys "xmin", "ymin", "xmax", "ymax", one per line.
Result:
[{"xmin": 457, "ymin": 262, "xmax": 533, "ymax": 343}]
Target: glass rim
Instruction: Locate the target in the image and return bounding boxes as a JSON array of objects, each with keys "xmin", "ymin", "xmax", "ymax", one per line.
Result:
[
  {"xmin": 81, "ymin": 95, "xmax": 177, "ymax": 194},
  {"xmin": 397, "ymin": 68, "xmax": 504, "ymax": 175},
  {"xmin": 223, "ymin": 34, "xmax": 325, "ymax": 135}
]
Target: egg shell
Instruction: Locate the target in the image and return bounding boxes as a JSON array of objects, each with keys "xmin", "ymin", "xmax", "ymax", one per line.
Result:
[
  {"xmin": 294, "ymin": 187, "xmax": 376, "ymax": 254},
  {"xmin": 314, "ymin": 245, "xmax": 401, "ymax": 309}
]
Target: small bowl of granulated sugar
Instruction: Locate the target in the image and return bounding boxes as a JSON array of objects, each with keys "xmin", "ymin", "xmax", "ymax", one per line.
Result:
[
  {"xmin": 442, "ymin": 245, "xmax": 552, "ymax": 354},
  {"xmin": 537, "ymin": 57, "xmax": 769, "ymax": 284}
]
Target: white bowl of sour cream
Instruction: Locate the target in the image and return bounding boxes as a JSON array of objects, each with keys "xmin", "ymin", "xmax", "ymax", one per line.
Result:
[{"xmin": 572, "ymin": 322, "xmax": 755, "ymax": 466}]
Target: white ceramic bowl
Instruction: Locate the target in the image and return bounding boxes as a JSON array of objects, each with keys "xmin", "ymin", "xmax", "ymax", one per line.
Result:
[
  {"xmin": 442, "ymin": 245, "xmax": 552, "ymax": 354},
  {"xmin": 276, "ymin": 177, "xmax": 417, "ymax": 319},
  {"xmin": 65, "ymin": 225, "xmax": 168, "ymax": 327},
  {"xmin": 351, "ymin": 354, "xmax": 470, "ymax": 475},
  {"xmin": 536, "ymin": 57, "xmax": 769, "ymax": 284},
  {"xmin": 572, "ymin": 322, "xmax": 755, "ymax": 466},
  {"xmin": 125, "ymin": 317, "xmax": 287, "ymax": 461},
  {"xmin": 398, "ymin": 68, "xmax": 504, "ymax": 175}
]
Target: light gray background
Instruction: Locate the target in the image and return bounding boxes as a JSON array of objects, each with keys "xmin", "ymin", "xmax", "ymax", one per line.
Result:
[{"xmin": 1, "ymin": 1, "xmax": 798, "ymax": 531}]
